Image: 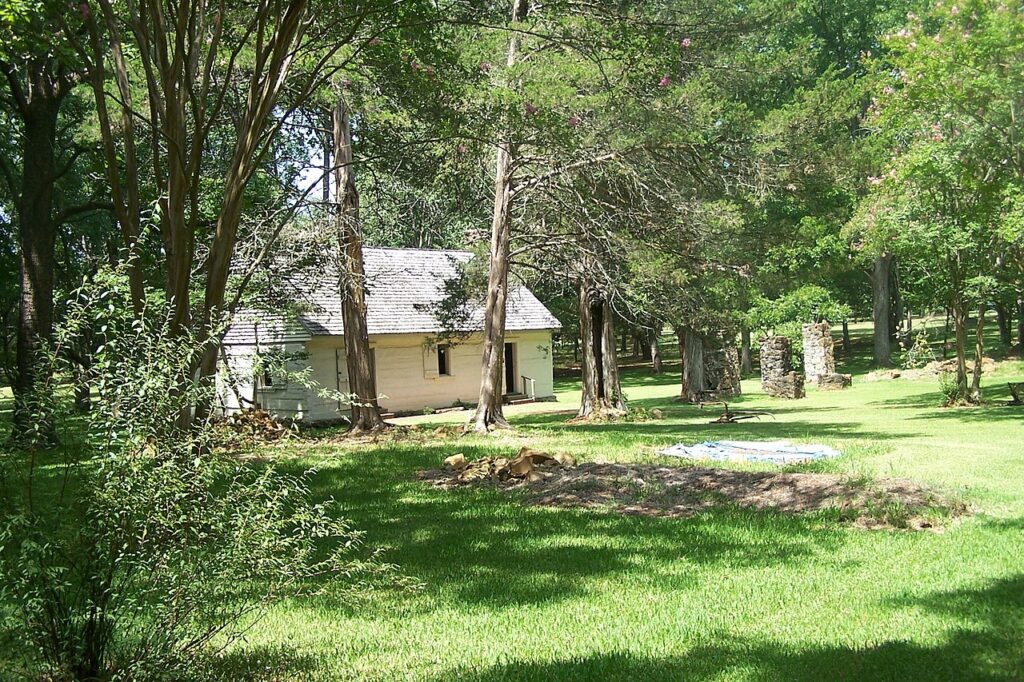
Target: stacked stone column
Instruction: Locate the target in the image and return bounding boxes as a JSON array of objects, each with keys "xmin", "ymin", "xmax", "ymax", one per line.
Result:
[
  {"xmin": 801, "ymin": 322, "xmax": 836, "ymax": 383},
  {"xmin": 760, "ymin": 336, "xmax": 805, "ymax": 399},
  {"xmin": 802, "ymin": 321, "xmax": 852, "ymax": 390},
  {"xmin": 703, "ymin": 346, "xmax": 742, "ymax": 398}
]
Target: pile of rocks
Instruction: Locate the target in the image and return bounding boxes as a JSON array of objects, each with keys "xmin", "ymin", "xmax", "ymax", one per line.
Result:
[
  {"xmin": 704, "ymin": 346, "xmax": 742, "ymax": 397},
  {"xmin": 218, "ymin": 408, "xmax": 292, "ymax": 444},
  {"xmin": 760, "ymin": 336, "xmax": 805, "ymax": 399},
  {"xmin": 802, "ymin": 322, "xmax": 836, "ymax": 383},
  {"xmin": 817, "ymin": 373, "xmax": 853, "ymax": 391},
  {"xmin": 437, "ymin": 447, "xmax": 577, "ymax": 486}
]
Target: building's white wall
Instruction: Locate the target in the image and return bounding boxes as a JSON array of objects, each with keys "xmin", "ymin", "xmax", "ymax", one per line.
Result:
[
  {"xmin": 511, "ymin": 330, "xmax": 556, "ymax": 399},
  {"xmin": 218, "ymin": 329, "xmax": 556, "ymax": 421},
  {"xmin": 218, "ymin": 340, "xmax": 340, "ymax": 421}
]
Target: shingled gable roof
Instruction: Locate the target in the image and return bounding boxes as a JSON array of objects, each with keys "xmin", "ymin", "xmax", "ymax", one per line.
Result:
[{"xmin": 223, "ymin": 247, "xmax": 561, "ymax": 346}]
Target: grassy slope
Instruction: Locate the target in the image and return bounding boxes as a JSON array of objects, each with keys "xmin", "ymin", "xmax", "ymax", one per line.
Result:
[{"xmin": 219, "ymin": 325, "xmax": 1024, "ymax": 681}]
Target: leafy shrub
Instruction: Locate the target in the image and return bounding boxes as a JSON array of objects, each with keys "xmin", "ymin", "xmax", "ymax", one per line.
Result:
[
  {"xmin": 1, "ymin": 268, "xmax": 395, "ymax": 680},
  {"xmin": 937, "ymin": 371, "xmax": 961, "ymax": 406}
]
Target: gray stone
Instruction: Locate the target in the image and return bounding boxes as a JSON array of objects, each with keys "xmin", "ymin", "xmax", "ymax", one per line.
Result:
[
  {"xmin": 802, "ymin": 322, "xmax": 836, "ymax": 383},
  {"xmin": 760, "ymin": 336, "xmax": 805, "ymax": 399},
  {"xmin": 818, "ymin": 373, "xmax": 852, "ymax": 391},
  {"xmin": 704, "ymin": 346, "xmax": 742, "ymax": 398}
]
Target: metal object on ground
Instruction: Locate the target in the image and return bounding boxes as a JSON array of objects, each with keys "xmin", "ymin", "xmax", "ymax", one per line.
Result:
[{"xmin": 699, "ymin": 400, "xmax": 774, "ymax": 424}]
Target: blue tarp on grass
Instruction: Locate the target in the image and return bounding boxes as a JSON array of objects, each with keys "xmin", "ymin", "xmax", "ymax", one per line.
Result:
[{"xmin": 657, "ymin": 440, "xmax": 842, "ymax": 466}]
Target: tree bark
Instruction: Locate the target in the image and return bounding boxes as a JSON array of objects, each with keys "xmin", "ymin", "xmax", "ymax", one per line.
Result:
[
  {"xmin": 889, "ymin": 258, "xmax": 902, "ymax": 340},
  {"xmin": 995, "ymin": 303, "xmax": 1011, "ymax": 346},
  {"xmin": 841, "ymin": 320, "xmax": 851, "ymax": 356},
  {"xmin": 470, "ymin": 137, "xmax": 515, "ymax": 432},
  {"xmin": 576, "ymin": 282, "xmax": 626, "ymax": 419},
  {"xmin": 970, "ymin": 305, "xmax": 985, "ymax": 403},
  {"xmin": 679, "ymin": 327, "xmax": 704, "ymax": 403},
  {"xmin": 333, "ymin": 97, "xmax": 386, "ymax": 433},
  {"xmin": 871, "ymin": 253, "xmax": 894, "ymax": 367},
  {"xmin": 740, "ymin": 326, "xmax": 753, "ymax": 374},
  {"xmin": 951, "ymin": 293, "xmax": 969, "ymax": 403},
  {"xmin": 470, "ymin": 0, "xmax": 528, "ymax": 433},
  {"xmin": 1017, "ymin": 292, "xmax": 1024, "ymax": 350},
  {"xmin": 648, "ymin": 328, "xmax": 664, "ymax": 374},
  {"xmin": 9, "ymin": 63, "xmax": 63, "ymax": 444},
  {"xmin": 943, "ymin": 307, "xmax": 951, "ymax": 359}
]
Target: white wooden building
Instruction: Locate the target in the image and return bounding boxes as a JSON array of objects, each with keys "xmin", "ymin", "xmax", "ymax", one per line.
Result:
[{"xmin": 217, "ymin": 247, "xmax": 561, "ymax": 421}]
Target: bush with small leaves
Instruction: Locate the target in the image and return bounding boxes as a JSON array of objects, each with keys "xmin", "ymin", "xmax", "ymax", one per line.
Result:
[{"xmin": 1, "ymin": 267, "xmax": 399, "ymax": 680}]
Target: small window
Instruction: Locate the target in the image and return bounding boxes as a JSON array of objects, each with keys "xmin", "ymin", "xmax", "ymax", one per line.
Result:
[
  {"xmin": 437, "ymin": 344, "xmax": 451, "ymax": 376},
  {"xmin": 255, "ymin": 349, "xmax": 287, "ymax": 391}
]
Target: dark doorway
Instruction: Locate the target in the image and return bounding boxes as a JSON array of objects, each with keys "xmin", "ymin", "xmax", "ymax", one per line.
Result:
[{"xmin": 504, "ymin": 342, "xmax": 516, "ymax": 394}]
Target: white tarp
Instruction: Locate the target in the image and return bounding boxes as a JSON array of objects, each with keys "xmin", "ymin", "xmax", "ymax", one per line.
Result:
[{"xmin": 658, "ymin": 440, "xmax": 842, "ymax": 465}]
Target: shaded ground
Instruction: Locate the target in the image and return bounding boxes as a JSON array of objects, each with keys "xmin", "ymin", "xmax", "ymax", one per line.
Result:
[{"xmin": 421, "ymin": 460, "xmax": 967, "ymax": 530}]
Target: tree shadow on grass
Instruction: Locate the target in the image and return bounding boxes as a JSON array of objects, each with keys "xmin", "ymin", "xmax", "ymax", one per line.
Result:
[
  {"xmin": 425, "ymin": 574, "xmax": 1024, "ymax": 681},
  {"xmin": 869, "ymin": 384, "xmax": 1024, "ymax": 423},
  {"xmin": 511, "ymin": 411, "xmax": 912, "ymax": 446},
  {"xmin": 275, "ymin": 442, "xmax": 849, "ymax": 611},
  {"xmin": 207, "ymin": 645, "xmax": 323, "ymax": 682}
]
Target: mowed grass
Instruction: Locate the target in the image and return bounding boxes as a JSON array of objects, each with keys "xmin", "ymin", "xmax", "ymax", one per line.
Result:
[{"xmin": 217, "ymin": 325, "xmax": 1024, "ymax": 681}]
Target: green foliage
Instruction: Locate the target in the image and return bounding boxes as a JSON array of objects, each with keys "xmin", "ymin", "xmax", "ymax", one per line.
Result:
[
  {"xmin": 0, "ymin": 268, "xmax": 396, "ymax": 680},
  {"xmin": 937, "ymin": 370, "xmax": 961, "ymax": 406},
  {"xmin": 903, "ymin": 329, "xmax": 937, "ymax": 370},
  {"xmin": 748, "ymin": 284, "xmax": 852, "ymax": 336}
]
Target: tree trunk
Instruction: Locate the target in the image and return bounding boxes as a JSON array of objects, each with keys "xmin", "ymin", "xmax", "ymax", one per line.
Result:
[
  {"xmin": 841, "ymin": 320, "xmax": 851, "ymax": 356},
  {"xmin": 679, "ymin": 327, "xmax": 704, "ymax": 403},
  {"xmin": 969, "ymin": 305, "xmax": 985, "ymax": 403},
  {"xmin": 334, "ymin": 97, "xmax": 386, "ymax": 432},
  {"xmin": 871, "ymin": 253, "xmax": 894, "ymax": 367},
  {"xmin": 740, "ymin": 326, "xmax": 753, "ymax": 374},
  {"xmin": 11, "ymin": 75, "xmax": 61, "ymax": 444},
  {"xmin": 648, "ymin": 328, "xmax": 664, "ymax": 374},
  {"xmin": 470, "ymin": 141, "xmax": 514, "ymax": 432},
  {"xmin": 1017, "ymin": 292, "xmax": 1024, "ymax": 350},
  {"xmin": 995, "ymin": 303, "xmax": 1011, "ymax": 346},
  {"xmin": 576, "ymin": 282, "xmax": 626, "ymax": 419},
  {"xmin": 951, "ymin": 294, "xmax": 969, "ymax": 403},
  {"xmin": 470, "ymin": 0, "xmax": 528, "ymax": 433},
  {"xmin": 889, "ymin": 258, "xmax": 902, "ymax": 340},
  {"xmin": 942, "ymin": 307, "xmax": 951, "ymax": 359}
]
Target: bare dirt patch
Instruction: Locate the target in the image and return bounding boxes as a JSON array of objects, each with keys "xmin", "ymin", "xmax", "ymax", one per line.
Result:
[{"xmin": 420, "ymin": 460, "xmax": 968, "ymax": 530}]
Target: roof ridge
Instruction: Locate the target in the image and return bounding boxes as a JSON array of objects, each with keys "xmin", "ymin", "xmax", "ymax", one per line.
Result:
[{"xmin": 363, "ymin": 245, "xmax": 473, "ymax": 255}]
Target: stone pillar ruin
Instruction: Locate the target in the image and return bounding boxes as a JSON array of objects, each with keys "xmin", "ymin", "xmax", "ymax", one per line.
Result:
[
  {"xmin": 703, "ymin": 346, "xmax": 742, "ymax": 398},
  {"xmin": 801, "ymin": 322, "xmax": 836, "ymax": 383},
  {"xmin": 760, "ymin": 336, "xmax": 805, "ymax": 399}
]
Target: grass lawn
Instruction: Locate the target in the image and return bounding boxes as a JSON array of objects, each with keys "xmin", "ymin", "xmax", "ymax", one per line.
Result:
[{"xmin": 214, "ymin": 326, "xmax": 1024, "ymax": 681}]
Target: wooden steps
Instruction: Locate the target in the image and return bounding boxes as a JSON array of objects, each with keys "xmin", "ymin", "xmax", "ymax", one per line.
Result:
[{"xmin": 503, "ymin": 393, "xmax": 536, "ymax": 406}]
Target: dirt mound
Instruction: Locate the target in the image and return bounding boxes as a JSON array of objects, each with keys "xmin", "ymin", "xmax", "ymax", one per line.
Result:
[
  {"xmin": 866, "ymin": 357, "xmax": 998, "ymax": 382},
  {"xmin": 421, "ymin": 460, "xmax": 967, "ymax": 531}
]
